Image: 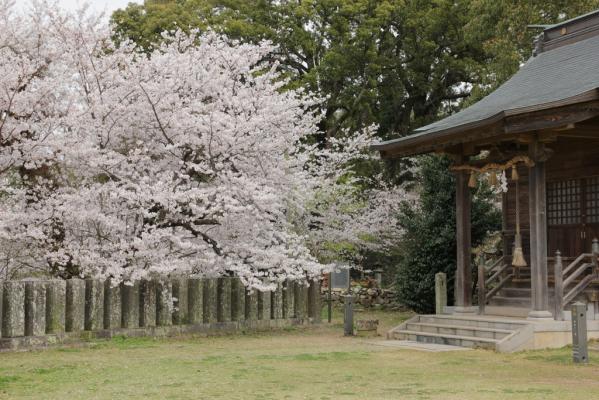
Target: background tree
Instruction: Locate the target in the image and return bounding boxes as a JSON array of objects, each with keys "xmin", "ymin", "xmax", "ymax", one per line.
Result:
[
  {"xmin": 1, "ymin": 2, "xmax": 402, "ymax": 286},
  {"xmin": 394, "ymin": 156, "xmax": 501, "ymax": 313}
]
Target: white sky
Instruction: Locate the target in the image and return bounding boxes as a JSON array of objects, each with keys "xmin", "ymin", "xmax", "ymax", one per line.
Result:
[{"xmin": 19, "ymin": 1, "xmax": 142, "ymax": 14}]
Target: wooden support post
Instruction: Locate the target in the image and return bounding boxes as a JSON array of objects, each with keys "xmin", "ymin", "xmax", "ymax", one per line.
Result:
[
  {"xmin": 454, "ymin": 167, "xmax": 474, "ymax": 313},
  {"xmin": 554, "ymin": 251, "xmax": 564, "ymax": 321},
  {"xmin": 527, "ymin": 140, "xmax": 553, "ymax": 319}
]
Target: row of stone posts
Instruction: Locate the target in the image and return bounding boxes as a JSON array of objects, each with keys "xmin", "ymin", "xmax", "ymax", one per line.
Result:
[{"xmin": 0, "ymin": 277, "xmax": 321, "ymax": 341}]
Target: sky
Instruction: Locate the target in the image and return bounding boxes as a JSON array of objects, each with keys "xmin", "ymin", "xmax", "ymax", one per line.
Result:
[{"xmin": 19, "ymin": 1, "xmax": 142, "ymax": 15}]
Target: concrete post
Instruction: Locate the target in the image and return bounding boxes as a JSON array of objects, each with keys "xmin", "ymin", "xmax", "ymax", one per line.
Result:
[
  {"xmin": 203, "ymin": 278, "xmax": 218, "ymax": 323},
  {"xmin": 231, "ymin": 278, "xmax": 245, "ymax": 322},
  {"xmin": 46, "ymin": 280, "xmax": 66, "ymax": 334},
  {"xmin": 139, "ymin": 279, "xmax": 157, "ymax": 327},
  {"xmin": 2, "ymin": 281, "xmax": 25, "ymax": 338},
  {"xmin": 435, "ymin": 272, "xmax": 447, "ymax": 315},
  {"xmin": 172, "ymin": 277, "xmax": 189, "ymax": 325},
  {"xmin": 66, "ymin": 279, "xmax": 85, "ymax": 332},
  {"xmin": 121, "ymin": 282, "xmax": 140, "ymax": 328},
  {"xmin": 272, "ymin": 283, "xmax": 283, "ymax": 320},
  {"xmin": 188, "ymin": 278, "xmax": 204, "ymax": 324},
  {"xmin": 156, "ymin": 280, "xmax": 173, "ymax": 326},
  {"xmin": 103, "ymin": 280, "xmax": 122, "ymax": 330},
  {"xmin": 217, "ymin": 277, "xmax": 232, "ymax": 323},
  {"xmin": 282, "ymin": 280, "xmax": 295, "ymax": 319},
  {"xmin": 25, "ymin": 281, "xmax": 46, "ymax": 337}
]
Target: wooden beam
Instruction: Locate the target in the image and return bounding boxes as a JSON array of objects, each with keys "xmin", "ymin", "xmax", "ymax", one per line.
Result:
[{"xmin": 505, "ymin": 102, "xmax": 599, "ymax": 134}]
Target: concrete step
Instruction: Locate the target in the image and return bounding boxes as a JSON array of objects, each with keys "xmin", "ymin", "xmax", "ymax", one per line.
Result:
[
  {"xmin": 405, "ymin": 322, "xmax": 513, "ymax": 340},
  {"xmin": 418, "ymin": 315, "xmax": 527, "ymax": 331},
  {"xmin": 391, "ymin": 329, "xmax": 499, "ymax": 349}
]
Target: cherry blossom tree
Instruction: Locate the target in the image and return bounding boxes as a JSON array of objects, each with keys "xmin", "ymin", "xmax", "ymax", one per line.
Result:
[{"xmin": 0, "ymin": 1, "xmax": 407, "ymax": 288}]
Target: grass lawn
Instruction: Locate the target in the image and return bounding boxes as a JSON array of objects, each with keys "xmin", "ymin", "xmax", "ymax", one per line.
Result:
[{"xmin": 1, "ymin": 308, "xmax": 599, "ymax": 400}]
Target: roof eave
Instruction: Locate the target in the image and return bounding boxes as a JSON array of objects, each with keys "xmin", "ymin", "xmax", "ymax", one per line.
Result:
[{"xmin": 372, "ymin": 88, "xmax": 599, "ymax": 159}]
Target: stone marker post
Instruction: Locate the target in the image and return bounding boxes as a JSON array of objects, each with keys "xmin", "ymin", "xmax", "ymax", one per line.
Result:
[
  {"xmin": 203, "ymin": 278, "xmax": 218, "ymax": 323},
  {"xmin": 66, "ymin": 279, "xmax": 85, "ymax": 332},
  {"xmin": 46, "ymin": 280, "xmax": 66, "ymax": 334},
  {"xmin": 572, "ymin": 302, "xmax": 588, "ymax": 363},
  {"xmin": 104, "ymin": 280, "xmax": 122, "ymax": 330},
  {"xmin": 435, "ymin": 272, "xmax": 447, "ymax": 315},
  {"xmin": 282, "ymin": 280, "xmax": 295, "ymax": 319},
  {"xmin": 217, "ymin": 277, "xmax": 232, "ymax": 323},
  {"xmin": 188, "ymin": 278, "xmax": 204, "ymax": 324},
  {"xmin": 231, "ymin": 278, "xmax": 245, "ymax": 322},
  {"xmin": 245, "ymin": 290, "xmax": 258, "ymax": 321},
  {"xmin": 258, "ymin": 290, "xmax": 271, "ymax": 320},
  {"xmin": 272, "ymin": 283, "xmax": 283, "ymax": 320},
  {"xmin": 85, "ymin": 280, "xmax": 105, "ymax": 331},
  {"xmin": 121, "ymin": 282, "xmax": 140, "ymax": 329},
  {"xmin": 2, "ymin": 281, "xmax": 25, "ymax": 338},
  {"xmin": 156, "ymin": 281, "xmax": 173, "ymax": 327},
  {"xmin": 343, "ymin": 295, "xmax": 354, "ymax": 336},
  {"xmin": 25, "ymin": 281, "xmax": 46, "ymax": 337},
  {"xmin": 140, "ymin": 280, "xmax": 157, "ymax": 327},
  {"xmin": 308, "ymin": 280, "xmax": 321, "ymax": 323},
  {"xmin": 172, "ymin": 277, "xmax": 189, "ymax": 325},
  {"xmin": 0, "ymin": 284, "xmax": 3, "ymax": 338},
  {"xmin": 294, "ymin": 283, "xmax": 308, "ymax": 320}
]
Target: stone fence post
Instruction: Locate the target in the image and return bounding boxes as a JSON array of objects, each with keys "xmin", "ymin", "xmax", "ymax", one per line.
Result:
[{"xmin": 435, "ymin": 272, "xmax": 447, "ymax": 315}]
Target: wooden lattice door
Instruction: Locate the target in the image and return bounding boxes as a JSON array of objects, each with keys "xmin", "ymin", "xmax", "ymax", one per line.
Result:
[
  {"xmin": 584, "ymin": 176, "xmax": 599, "ymax": 248},
  {"xmin": 547, "ymin": 176, "xmax": 599, "ymax": 257}
]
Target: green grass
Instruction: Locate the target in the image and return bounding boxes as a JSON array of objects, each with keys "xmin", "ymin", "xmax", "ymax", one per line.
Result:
[{"xmin": 1, "ymin": 309, "xmax": 599, "ymax": 399}]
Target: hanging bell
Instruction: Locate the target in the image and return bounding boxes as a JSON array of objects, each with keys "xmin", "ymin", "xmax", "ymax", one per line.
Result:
[
  {"xmin": 488, "ymin": 172, "xmax": 498, "ymax": 187},
  {"xmin": 468, "ymin": 172, "xmax": 477, "ymax": 188},
  {"xmin": 511, "ymin": 165, "xmax": 519, "ymax": 181}
]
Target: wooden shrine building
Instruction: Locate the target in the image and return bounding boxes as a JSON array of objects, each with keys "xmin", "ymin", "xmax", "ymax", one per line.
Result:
[{"xmin": 375, "ymin": 10, "xmax": 599, "ymax": 350}]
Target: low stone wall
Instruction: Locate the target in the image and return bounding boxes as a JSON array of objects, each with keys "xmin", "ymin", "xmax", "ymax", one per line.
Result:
[
  {"xmin": 325, "ymin": 287, "xmax": 398, "ymax": 309},
  {"xmin": 0, "ymin": 278, "xmax": 321, "ymax": 351}
]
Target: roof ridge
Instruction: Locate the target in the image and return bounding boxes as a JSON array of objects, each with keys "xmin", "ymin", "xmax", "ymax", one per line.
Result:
[{"xmin": 545, "ymin": 9, "xmax": 599, "ymax": 31}]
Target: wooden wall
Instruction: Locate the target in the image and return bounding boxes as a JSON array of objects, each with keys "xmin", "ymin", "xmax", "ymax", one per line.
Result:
[{"xmin": 501, "ymin": 137, "xmax": 599, "ymax": 259}]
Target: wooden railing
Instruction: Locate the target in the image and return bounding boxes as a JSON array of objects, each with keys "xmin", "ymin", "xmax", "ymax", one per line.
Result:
[
  {"xmin": 477, "ymin": 255, "xmax": 512, "ymax": 315},
  {"xmin": 553, "ymin": 239, "xmax": 599, "ymax": 320}
]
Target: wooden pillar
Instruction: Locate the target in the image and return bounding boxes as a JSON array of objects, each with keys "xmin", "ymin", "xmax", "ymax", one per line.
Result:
[
  {"xmin": 528, "ymin": 140, "xmax": 553, "ymax": 319},
  {"xmin": 454, "ymin": 168, "xmax": 475, "ymax": 313}
]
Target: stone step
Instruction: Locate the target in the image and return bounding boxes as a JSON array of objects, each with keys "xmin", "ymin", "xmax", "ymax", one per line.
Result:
[
  {"xmin": 405, "ymin": 322, "xmax": 513, "ymax": 340},
  {"xmin": 497, "ymin": 287, "xmax": 554, "ymax": 297},
  {"xmin": 509, "ymin": 279, "xmax": 532, "ymax": 288},
  {"xmin": 483, "ymin": 306, "xmax": 530, "ymax": 318},
  {"xmin": 487, "ymin": 296, "xmax": 531, "ymax": 308},
  {"xmin": 391, "ymin": 329, "xmax": 499, "ymax": 349},
  {"xmin": 418, "ymin": 315, "xmax": 527, "ymax": 331}
]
